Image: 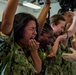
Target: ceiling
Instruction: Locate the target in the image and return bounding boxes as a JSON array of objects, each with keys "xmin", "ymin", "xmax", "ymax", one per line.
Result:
[
  {"xmin": 0, "ymin": 0, "xmax": 58, "ymax": 4},
  {"xmin": 19, "ymin": 0, "xmax": 58, "ymax": 4}
]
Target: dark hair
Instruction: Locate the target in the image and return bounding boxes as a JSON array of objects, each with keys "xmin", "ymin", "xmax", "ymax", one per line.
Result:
[
  {"xmin": 13, "ymin": 12, "xmax": 38, "ymax": 42},
  {"xmin": 41, "ymin": 22, "xmax": 53, "ymax": 35},
  {"xmin": 50, "ymin": 14, "xmax": 65, "ymax": 25},
  {"xmin": 58, "ymin": 8, "xmax": 69, "ymax": 15},
  {"xmin": 58, "ymin": 0, "xmax": 76, "ymax": 11}
]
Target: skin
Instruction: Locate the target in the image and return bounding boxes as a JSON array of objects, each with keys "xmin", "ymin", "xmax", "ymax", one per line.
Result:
[
  {"xmin": 51, "ymin": 20, "xmax": 66, "ymax": 35},
  {"xmin": 39, "ymin": 30, "xmax": 53, "ymax": 49},
  {"xmin": 18, "ymin": 20, "xmax": 37, "ymax": 47},
  {"xmin": 1, "ymin": 0, "xmax": 41, "ymax": 73},
  {"xmin": 1, "ymin": 0, "xmax": 51, "ymax": 73},
  {"xmin": 63, "ymin": 11, "xmax": 74, "ymax": 24}
]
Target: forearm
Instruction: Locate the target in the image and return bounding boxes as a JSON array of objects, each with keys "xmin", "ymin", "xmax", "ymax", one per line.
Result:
[
  {"xmin": 1, "ymin": 0, "xmax": 18, "ymax": 35},
  {"xmin": 30, "ymin": 51, "xmax": 42, "ymax": 73},
  {"xmin": 51, "ymin": 38, "xmax": 60, "ymax": 54},
  {"xmin": 37, "ymin": 3, "xmax": 50, "ymax": 36},
  {"xmin": 68, "ymin": 18, "xmax": 76, "ymax": 37}
]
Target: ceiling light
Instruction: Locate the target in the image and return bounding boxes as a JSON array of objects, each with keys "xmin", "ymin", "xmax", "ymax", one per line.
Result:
[{"xmin": 23, "ymin": 1, "xmax": 41, "ymax": 9}]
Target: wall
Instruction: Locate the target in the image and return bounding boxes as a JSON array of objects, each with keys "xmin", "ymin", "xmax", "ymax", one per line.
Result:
[{"xmin": 0, "ymin": 1, "xmax": 61, "ymax": 21}]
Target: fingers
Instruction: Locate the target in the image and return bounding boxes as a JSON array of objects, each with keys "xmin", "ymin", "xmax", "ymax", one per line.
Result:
[
  {"xmin": 62, "ymin": 53, "xmax": 73, "ymax": 62},
  {"xmin": 70, "ymin": 47, "xmax": 76, "ymax": 52},
  {"xmin": 28, "ymin": 39, "xmax": 40, "ymax": 51},
  {"xmin": 62, "ymin": 53, "xmax": 72, "ymax": 57}
]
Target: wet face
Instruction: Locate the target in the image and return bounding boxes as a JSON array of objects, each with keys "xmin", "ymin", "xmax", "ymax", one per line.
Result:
[
  {"xmin": 52, "ymin": 20, "xmax": 66, "ymax": 35},
  {"xmin": 64, "ymin": 11, "xmax": 74, "ymax": 24},
  {"xmin": 19, "ymin": 20, "xmax": 37, "ymax": 46}
]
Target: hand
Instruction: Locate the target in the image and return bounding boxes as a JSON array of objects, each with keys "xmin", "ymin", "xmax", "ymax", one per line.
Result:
[
  {"xmin": 72, "ymin": 37, "xmax": 76, "ymax": 50},
  {"xmin": 73, "ymin": 15, "xmax": 76, "ymax": 22},
  {"xmin": 62, "ymin": 48, "xmax": 76, "ymax": 62},
  {"xmin": 57, "ymin": 33, "xmax": 67, "ymax": 41},
  {"xmin": 44, "ymin": 0, "xmax": 50, "ymax": 4},
  {"xmin": 28, "ymin": 39, "xmax": 40, "ymax": 52}
]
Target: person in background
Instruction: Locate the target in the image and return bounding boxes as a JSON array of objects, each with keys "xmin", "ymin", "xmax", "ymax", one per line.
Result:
[
  {"xmin": 58, "ymin": 8, "xmax": 74, "ymax": 30},
  {"xmin": 47, "ymin": 14, "xmax": 76, "ymax": 75},
  {"xmin": 38, "ymin": 22, "xmax": 54, "ymax": 75},
  {"xmin": 58, "ymin": 8, "xmax": 76, "ymax": 64}
]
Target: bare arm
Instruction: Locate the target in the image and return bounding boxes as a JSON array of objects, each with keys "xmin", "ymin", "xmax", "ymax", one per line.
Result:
[
  {"xmin": 51, "ymin": 34, "xmax": 67, "ymax": 54},
  {"xmin": 67, "ymin": 15, "xmax": 76, "ymax": 37},
  {"xmin": 37, "ymin": 0, "xmax": 51, "ymax": 36},
  {"xmin": 1, "ymin": 0, "xmax": 18, "ymax": 35}
]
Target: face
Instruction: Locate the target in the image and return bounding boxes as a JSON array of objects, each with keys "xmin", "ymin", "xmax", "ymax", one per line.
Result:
[
  {"xmin": 39, "ymin": 30, "xmax": 53, "ymax": 48},
  {"xmin": 52, "ymin": 20, "xmax": 66, "ymax": 35},
  {"xmin": 64, "ymin": 11, "xmax": 74, "ymax": 24},
  {"xmin": 19, "ymin": 20, "xmax": 37, "ymax": 47}
]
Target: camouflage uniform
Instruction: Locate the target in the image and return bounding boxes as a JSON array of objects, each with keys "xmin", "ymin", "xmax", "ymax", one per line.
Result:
[
  {"xmin": 38, "ymin": 46, "xmax": 53, "ymax": 75},
  {"xmin": 47, "ymin": 35, "xmax": 76, "ymax": 75},
  {"xmin": 0, "ymin": 32, "xmax": 37, "ymax": 75}
]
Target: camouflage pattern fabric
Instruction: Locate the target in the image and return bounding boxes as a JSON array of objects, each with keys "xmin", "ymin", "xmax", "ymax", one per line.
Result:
[
  {"xmin": 38, "ymin": 46, "xmax": 53, "ymax": 75},
  {"xmin": 38, "ymin": 34, "xmax": 76, "ymax": 75},
  {"xmin": 0, "ymin": 32, "xmax": 37, "ymax": 75},
  {"xmin": 47, "ymin": 36, "xmax": 76, "ymax": 75}
]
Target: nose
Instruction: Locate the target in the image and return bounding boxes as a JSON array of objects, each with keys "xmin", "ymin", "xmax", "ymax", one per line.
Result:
[{"xmin": 34, "ymin": 30, "xmax": 37, "ymax": 35}]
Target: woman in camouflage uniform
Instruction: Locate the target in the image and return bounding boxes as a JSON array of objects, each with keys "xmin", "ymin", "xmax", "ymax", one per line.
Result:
[
  {"xmin": 38, "ymin": 23, "xmax": 54, "ymax": 75},
  {"xmin": 0, "ymin": 0, "xmax": 41, "ymax": 74},
  {"xmin": 0, "ymin": 0, "xmax": 51, "ymax": 75}
]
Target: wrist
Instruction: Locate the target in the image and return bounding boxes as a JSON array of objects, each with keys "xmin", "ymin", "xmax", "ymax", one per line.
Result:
[{"xmin": 48, "ymin": 51, "xmax": 56, "ymax": 58}]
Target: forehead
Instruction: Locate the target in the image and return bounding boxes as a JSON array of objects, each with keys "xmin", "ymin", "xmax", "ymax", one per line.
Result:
[
  {"xmin": 65, "ymin": 11, "xmax": 73, "ymax": 16},
  {"xmin": 26, "ymin": 20, "xmax": 36, "ymax": 27},
  {"xmin": 58, "ymin": 20, "xmax": 66, "ymax": 26},
  {"xmin": 43, "ymin": 30, "xmax": 53, "ymax": 36}
]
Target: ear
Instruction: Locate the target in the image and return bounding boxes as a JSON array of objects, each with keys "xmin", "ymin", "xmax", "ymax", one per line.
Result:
[{"xmin": 51, "ymin": 23, "xmax": 56, "ymax": 28}]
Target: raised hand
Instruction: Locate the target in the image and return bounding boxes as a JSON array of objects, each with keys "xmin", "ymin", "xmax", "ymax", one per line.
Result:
[
  {"xmin": 44, "ymin": 0, "xmax": 51, "ymax": 4},
  {"xmin": 62, "ymin": 48, "xmax": 76, "ymax": 62}
]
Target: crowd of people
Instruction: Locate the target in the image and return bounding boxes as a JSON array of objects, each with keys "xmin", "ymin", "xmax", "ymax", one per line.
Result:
[{"xmin": 0, "ymin": 0, "xmax": 76, "ymax": 75}]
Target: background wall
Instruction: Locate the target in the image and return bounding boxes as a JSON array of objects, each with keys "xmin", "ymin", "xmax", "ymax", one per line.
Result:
[{"xmin": 0, "ymin": 1, "xmax": 61, "ymax": 21}]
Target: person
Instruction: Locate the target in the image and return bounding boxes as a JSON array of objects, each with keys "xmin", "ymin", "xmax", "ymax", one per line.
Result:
[
  {"xmin": 0, "ymin": 0, "xmax": 51, "ymax": 75},
  {"xmin": 58, "ymin": 9, "xmax": 76, "ymax": 61},
  {"xmin": 47, "ymin": 14, "xmax": 76, "ymax": 75},
  {"xmin": 38, "ymin": 22, "xmax": 54, "ymax": 75},
  {"xmin": 0, "ymin": 0, "xmax": 41, "ymax": 75},
  {"xmin": 38, "ymin": 22, "xmax": 53, "ymax": 50},
  {"xmin": 58, "ymin": 8, "xmax": 74, "ymax": 30}
]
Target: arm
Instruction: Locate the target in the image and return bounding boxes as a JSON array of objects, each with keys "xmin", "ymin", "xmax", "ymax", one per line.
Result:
[
  {"xmin": 28, "ymin": 39, "xmax": 42, "ymax": 73},
  {"xmin": 67, "ymin": 15, "xmax": 76, "ymax": 37},
  {"xmin": 48, "ymin": 34, "xmax": 67, "ymax": 57},
  {"xmin": 30, "ymin": 51, "xmax": 42, "ymax": 73},
  {"xmin": 1, "ymin": 0, "xmax": 18, "ymax": 35},
  {"xmin": 37, "ymin": 0, "xmax": 51, "ymax": 36},
  {"xmin": 51, "ymin": 34, "xmax": 67, "ymax": 54}
]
